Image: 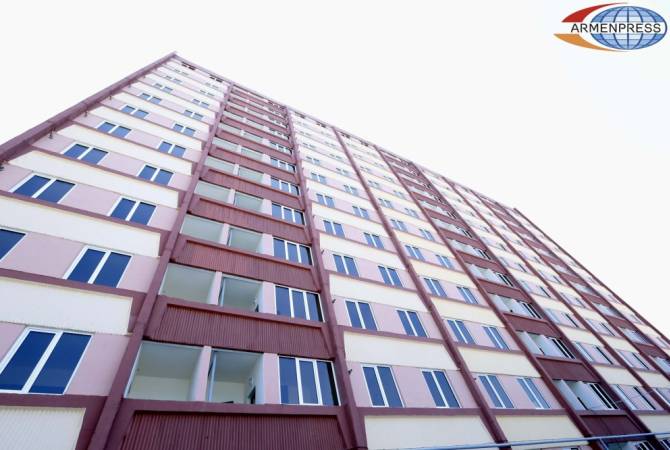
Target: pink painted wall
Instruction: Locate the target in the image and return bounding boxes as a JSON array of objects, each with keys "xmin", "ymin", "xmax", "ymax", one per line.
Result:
[
  {"xmin": 0, "ymin": 322, "xmax": 26, "ymax": 361},
  {"xmin": 321, "ymin": 249, "xmax": 416, "ymax": 290},
  {"xmin": 67, "ymin": 333, "xmax": 129, "ymax": 396},
  {"xmin": 263, "ymin": 353, "xmax": 280, "ymax": 404}
]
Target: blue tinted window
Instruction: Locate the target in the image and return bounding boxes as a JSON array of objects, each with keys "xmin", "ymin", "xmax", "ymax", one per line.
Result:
[
  {"xmin": 317, "ymin": 361, "xmax": 337, "ymax": 406},
  {"xmin": 172, "ymin": 145, "xmax": 186, "ymax": 158},
  {"xmin": 81, "ymin": 148, "xmax": 107, "ymax": 164},
  {"xmin": 279, "ymin": 357, "xmax": 299, "ymax": 404},
  {"xmin": 363, "ymin": 366, "xmax": 385, "ymax": 406},
  {"xmin": 154, "ymin": 170, "xmax": 173, "ymax": 185},
  {"xmin": 67, "ymin": 249, "xmax": 105, "ymax": 283},
  {"xmin": 14, "ymin": 175, "xmax": 50, "ymax": 197},
  {"xmin": 0, "ymin": 331, "xmax": 54, "ymax": 390},
  {"xmin": 398, "ymin": 311, "xmax": 414, "ymax": 335},
  {"xmin": 183, "ymin": 127, "xmax": 195, "ymax": 137},
  {"xmin": 30, "ymin": 333, "xmax": 90, "ymax": 394},
  {"xmin": 378, "ymin": 366, "xmax": 402, "ymax": 407},
  {"xmin": 299, "ymin": 246, "xmax": 311, "ymax": 265},
  {"xmin": 275, "ymin": 286, "xmax": 291, "ymax": 317},
  {"xmin": 272, "ymin": 203, "xmax": 282, "ymax": 219},
  {"xmin": 299, "ymin": 360, "xmax": 318, "ymax": 403},
  {"xmin": 112, "ymin": 126, "xmax": 131, "ymax": 138},
  {"xmin": 97, "ymin": 122, "xmax": 115, "ymax": 133},
  {"xmin": 286, "ymin": 242, "xmax": 299, "ymax": 262},
  {"xmin": 149, "ymin": 97, "xmax": 161, "ymax": 104},
  {"xmin": 490, "ymin": 376, "xmax": 513, "ymax": 408},
  {"xmin": 110, "ymin": 198, "xmax": 135, "ymax": 220},
  {"xmin": 344, "ymin": 257, "xmax": 358, "ymax": 276},
  {"xmin": 158, "ymin": 141, "xmax": 172, "ymax": 152},
  {"xmin": 346, "ymin": 301, "xmax": 362, "ymax": 328},
  {"xmin": 306, "ymin": 293, "xmax": 321, "ymax": 321},
  {"xmin": 273, "ymin": 239, "xmax": 286, "ymax": 259},
  {"xmin": 121, "ymin": 105, "xmax": 134, "ymax": 114},
  {"xmin": 36, "ymin": 180, "xmax": 74, "ymax": 203},
  {"xmin": 0, "ymin": 229, "xmax": 25, "ymax": 260},
  {"xmin": 93, "ymin": 252, "xmax": 130, "ymax": 287},
  {"xmin": 388, "ymin": 268, "xmax": 402, "ymax": 286},
  {"xmin": 129, "ymin": 203, "xmax": 155, "ymax": 225},
  {"xmin": 408, "ymin": 312, "xmax": 426, "ymax": 337},
  {"xmin": 423, "ymin": 371, "xmax": 445, "ymax": 407},
  {"xmin": 292, "ymin": 290, "xmax": 307, "ymax": 320},
  {"xmin": 359, "ymin": 303, "xmax": 376, "ymax": 330},
  {"xmin": 138, "ymin": 166, "xmax": 157, "ymax": 180},
  {"xmin": 134, "ymin": 110, "xmax": 148, "ymax": 119},
  {"xmin": 63, "ymin": 143, "xmax": 88, "ymax": 159},
  {"xmin": 435, "ymin": 371, "xmax": 459, "ymax": 407},
  {"xmin": 140, "ymin": 93, "xmax": 151, "ymax": 100}
]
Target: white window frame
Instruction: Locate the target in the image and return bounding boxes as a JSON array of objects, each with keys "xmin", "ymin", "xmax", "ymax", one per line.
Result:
[
  {"xmin": 277, "ymin": 286, "xmax": 322, "ymax": 321},
  {"xmin": 333, "ymin": 254, "xmax": 358, "ymax": 276},
  {"xmin": 274, "ymin": 238, "xmax": 312, "ymax": 265},
  {"xmin": 10, "ymin": 173, "xmax": 74, "ymax": 204},
  {"xmin": 61, "ymin": 143, "xmax": 108, "ymax": 162},
  {"xmin": 362, "ymin": 364, "xmax": 403, "ymax": 408},
  {"xmin": 346, "ymin": 300, "xmax": 377, "ymax": 330},
  {"xmin": 107, "ymin": 197, "xmax": 155, "ymax": 223},
  {"xmin": 137, "ymin": 165, "xmax": 173, "ymax": 183},
  {"xmin": 517, "ymin": 377, "xmax": 550, "ymax": 409},
  {"xmin": 63, "ymin": 246, "xmax": 131, "ymax": 285},
  {"xmin": 422, "ymin": 369, "xmax": 460, "ymax": 408},
  {"xmin": 282, "ymin": 357, "xmax": 339, "ymax": 406},
  {"xmin": 479, "ymin": 374, "xmax": 514, "ymax": 409}
]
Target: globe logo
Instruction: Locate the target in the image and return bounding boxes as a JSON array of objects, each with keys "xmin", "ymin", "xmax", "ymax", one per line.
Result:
[{"xmin": 555, "ymin": 3, "xmax": 667, "ymax": 51}]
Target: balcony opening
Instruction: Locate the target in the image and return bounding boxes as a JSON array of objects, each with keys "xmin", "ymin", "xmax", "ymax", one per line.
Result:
[
  {"xmin": 238, "ymin": 166, "xmax": 263, "ymax": 183},
  {"xmin": 195, "ymin": 181, "xmax": 230, "ymax": 203},
  {"xmin": 227, "ymin": 226, "xmax": 262, "ymax": 252},
  {"xmin": 126, "ymin": 341, "xmax": 200, "ymax": 401},
  {"xmin": 181, "ymin": 214, "xmax": 224, "ymax": 242},
  {"xmin": 160, "ymin": 263, "xmax": 214, "ymax": 303},
  {"xmin": 234, "ymin": 192, "xmax": 263, "ymax": 212},
  {"xmin": 219, "ymin": 275, "xmax": 261, "ymax": 311},
  {"xmin": 207, "ymin": 349, "xmax": 263, "ymax": 404},
  {"xmin": 205, "ymin": 156, "xmax": 235, "ymax": 173}
]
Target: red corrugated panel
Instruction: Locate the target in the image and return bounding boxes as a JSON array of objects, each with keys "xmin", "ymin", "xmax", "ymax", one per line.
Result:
[
  {"xmin": 581, "ymin": 414, "xmax": 642, "ymax": 436},
  {"xmin": 120, "ymin": 412, "xmax": 346, "ymax": 450},
  {"xmin": 505, "ymin": 314, "xmax": 558, "ymax": 337},
  {"xmin": 190, "ymin": 196, "xmax": 309, "ymax": 244},
  {"xmin": 536, "ymin": 357, "xmax": 598, "ymax": 382},
  {"xmin": 152, "ymin": 304, "xmax": 330, "ymax": 358},
  {"xmin": 202, "ymin": 169, "xmax": 301, "ymax": 209},
  {"xmin": 174, "ymin": 239, "xmax": 318, "ymax": 291},
  {"xmin": 209, "ymin": 148, "xmax": 298, "ymax": 183}
]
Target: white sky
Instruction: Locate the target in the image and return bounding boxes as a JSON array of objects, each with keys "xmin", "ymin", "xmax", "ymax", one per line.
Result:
[{"xmin": 2, "ymin": 1, "xmax": 668, "ymax": 337}]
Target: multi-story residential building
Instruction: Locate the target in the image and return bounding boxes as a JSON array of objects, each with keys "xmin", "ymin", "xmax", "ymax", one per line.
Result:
[{"xmin": 0, "ymin": 52, "xmax": 669, "ymax": 450}]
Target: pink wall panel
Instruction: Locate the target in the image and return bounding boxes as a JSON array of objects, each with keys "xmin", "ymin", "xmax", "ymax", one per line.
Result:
[{"xmin": 67, "ymin": 333, "xmax": 130, "ymax": 396}]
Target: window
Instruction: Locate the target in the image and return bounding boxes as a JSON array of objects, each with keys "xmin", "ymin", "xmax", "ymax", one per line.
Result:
[
  {"xmin": 173, "ymin": 123, "xmax": 196, "ymax": 136},
  {"xmin": 140, "ymin": 92, "xmax": 162, "ymax": 104},
  {"xmin": 364, "ymin": 233, "xmax": 384, "ymax": 249},
  {"xmin": 363, "ymin": 365, "xmax": 403, "ymax": 407},
  {"xmin": 324, "ymin": 220, "xmax": 344, "ymax": 237},
  {"xmin": 13, "ymin": 175, "xmax": 74, "ymax": 203},
  {"xmin": 475, "ymin": 248, "xmax": 491, "ymax": 260},
  {"xmin": 241, "ymin": 147, "xmax": 263, "ymax": 160},
  {"xmin": 368, "ymin": 180, "xmax": 380, "ymax": 189},
  {"xmin": 484, "ymin": 326, "xmax": 509, "ymax": 350},
  {"xmin": 0, "ymin": 329, "xmax": 90, "ymax": 394},
  {"xmin": 479, "ymin": 375, "xmax": 514, "ymax": 408},
  {"xmin": 270, "ymin": 157, "xmax": 295, "ymax": 172},
  {"xmin": 378, "ymin": 198, "xmax": 393, "ymax": 208},
  {"xmin": 279, "ymin": 357, "xmax": 338, "ymax": 406},
  {"xmin": 138, "ymin": 165, "xmax": 173, "ymax": 185},
  {"xmin": 273, "ymin": 238, "xmax": 312, "ymax": 265},
  {"xmin": 63, "ymin": 143, "xmax": 107, "ymax": 164},
  {"xmin": 66, "ymin": 247, "xmax": 131, "ymax": 287},
  {"xmin": 390, "ymin": 219, "xmax": 407, "ymax": 231},
  {"xmin": 447, "ymin": 320, "xmax": 474, "ymax": 344},
  {"xmin": 378, "ymin": 266, "xmax": 402, "ymax": 287},
  {"xmin": 271, "ymin": 203, "xmax": 304, "ymax": 225},
  {"xmin": 0, "ymin": 229, "xmax": 25, "ymax": 260},
  {"xmin": 344, "ymin": 185, "xmax": 359, "ymax": 196},
  {"xmin": 121, "ymin": 105, "xmax": 148, "ymax": 118},
  {"xmin": 333, "ymin": 254, "xmax": 358, "ymax": 276},
  {"xmin": 496, "ymin": 273, "xmax": 514, "ymax": 287},
  {"xmin": 183, "ymin": 110, "xmax": 204, "ymax": 120},
  {"xmin": 457, "ymin": 286, "xmax": 478, "ymax": 304},
  {"xmin": 436, "ymin": 254, "xmax": 454, "ymax": 269},
  {"xmin": 192, "ymin": 98, "xmax": 209, "ymax": 108},
  {"xmin": 588, "ymin": 383, "xmax": 617, "ymax": 409},
  {"xmin": 317, "ymin": 194, "xmax": 334, "ymax": 207},
  {"xmin": 404, "ymin": 208, "xmax": 419, "ymax": 218},
  {"xmin": 517, "ymin": 377, "xmax": 550, "ymax": 409},
  {"xmin": 109, "ymin": 198, "xmax": 155, "ymax": 225},
  {"xmin": 311, "ymin": 172, "xmax": 327, "ymax": 183},
  {"xmin": 520, "ymin": 302, "xmax": 541, "ymax": 319},
  {"xmin": 158, "ymin": 141, "xmax": 186, "ymax": 157},
  {"xmin": 405, "ymin": 245, "xmax": 424, "ymax": 260},
  {"xmin": 423, "ymin": 370, "xmax": 459, "ymax": 408},
  {"xmin": 424, "ymin": 278, "xmax": 447, "ymax": 297},
  {"xmin": 305, "ymin": 156, "xmax": 321, "ymax": 165},
  {"xmin": 353, "ymin": 206, "xmax": 370, "ymax": 219},
  {"xmin": 153, "ymin": 82, "xmax": 172, "ymax": 92},
  {"xmin": 550, "ymin": 337, "xmax": 575, "ymax": 359},
  {"xmin": 397, "ymin": 310, "xmax": 427, "ymax": 337},
  {"xmin": 275, "ymin": 286, "xmax": 322, "ymax": 321},
  {"xmin": 420, "ymin": 229, "xmax": 435, "ymax": 241},
  {"xmin": 97, "ymin": 121, "xmax": 131, "ymax": 138},
  {"xmin": 272, "ymin": 178, "xmax": 299, "ymax": 195},
  {"xmin": 346, "ymin": 300, "xmax": 377, "ymax": 330}
]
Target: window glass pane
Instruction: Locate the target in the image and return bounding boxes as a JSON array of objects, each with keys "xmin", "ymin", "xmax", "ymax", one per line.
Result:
[
  {"xmin": 279, "ymin": 357, "xmax": 299, "ymax": 404},
  {"xmin": 275, "ymin": 287, "xmax": 291, "ymax": 317},
  {"xmin": 435, "ymin": 371, "xmax": 459, "ymax": 407},
  {"xmin": 286, "ymin": 243, "xmax": 298, "ymax": 262},
  {"xmin": 299, "ymin": 246, "xmax": 311, "ymax": 265},
  {"xmin": 0, "ymin": 229, "xmax": 24, "ymax": 259},
  {"xmin": 68, "ymin": 249, "xmax": 105, "ymax": 283},
  {"xmin": 292, "ymin": 290, "xmax": 307, "ymax": 320},
  {"xmin": 344, "ymin": 257, "xmax": 358, "ymax": 276},
  {"xmin": 299, "ymin": 360, "xmax": 318, "ymax": 404},
  {"xmin": 36, "ymin": 180, "xmax": 74, "ymax": 203},
  {"xmin": 29, "ymin": 333, "xmax": 90, "ymax": 394},
  {"xmin": 398, "ymin": 311, "xmax": 414, "ymax": 335},
  {"xmin": 490, "ymin": 376, "xmax": 513, "ymax": 408},
  {"xmin": 334, "ymin": 255, "xmax": 346, "ymax": 273},
  {"xmin": 363, "ymin": 367, "xmax": 384, "ymax": 406},
  {"xmin": 378, "ymin": 366, "xmax": 402, "ymax": 407},
  {"xmin": 0, "ymin": 331, "xmax": 54, "ymax": 390},
  {"xmin": 93, "ymin": 252, "xmax": 130, "ymax": 287},
  {"xmin": 64, "ymin": 144, "xmax": 88, "ymax": 158},
  {"xmin": 346, "ymin": 301, "xmax": 362, "ymax": 328},
  {"xmin": 112, "ymin": 126, "xmax": 131, "ymax": 138},
  {"xmin": 172, "ymin": 146, "xmax": 186, "ymax": 158},
  {"xmin": 155, "ymin": 170, "xmax": 172, "ymax": 185},
  {"xmin": 306, "ymin": 293, "xmax": 321, "ymax": 321},
  {"xmin": 423, "ymin": 372, "xmax": 445, "ymax": 407},
  {"xmin": 15, "ymin": 175, "xmax": 50, "ymax": 197},
  {"xmin": 129, "ymin": 203, "xmax": 155, "ymax": 225},
  {"xmin": 158, "ymin": 141, "xmax": 172, "ymax": 152},
  {"xmin": 97, "ymin": 122, "xmax": 115, "ymax": 133},
  {"xmin": 272, "ymin": 203, "xmax": 282, "ymax": 218},
  {"xmin": 317, "ymin": 361, "xmax": 337, "ymax": 406},
  {"xmin": 273, "ymin": 239, "xmax": 286, "ymax": 259},
  {"xmin": 408, "ymin": 312, "xmax": 426, "ymax": 337},
  {"xmin": 138, "ymin": 166, "xmax": 156, "ymax": 180},
  {"xmin": 110, "ymin": 199, "xmax": 135, "ymax": 220},
  {"xmin": 480, "ymin": 376, "xmax": 503, "ymax": 408},
  {"xmin": 359, "ymin": 303, "xmax": 376, "ymax": 330},
  {"xmin": 82, "ymin": 148, "xmax": 107, "ymax": 164},
  {"xmin": 379, "ymin": 267, "xmax": 391, "ymax": 284}
]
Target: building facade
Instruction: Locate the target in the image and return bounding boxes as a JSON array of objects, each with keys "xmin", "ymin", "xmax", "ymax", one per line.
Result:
[{"xmin": 0, "ymin": 52, "xmax": 669, "ymax": 450}]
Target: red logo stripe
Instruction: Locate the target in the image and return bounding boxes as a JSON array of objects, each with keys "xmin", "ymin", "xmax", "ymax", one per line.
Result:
[{"xmin": 562, "ymin": 3, "xmax": 624, "ymax": 22}]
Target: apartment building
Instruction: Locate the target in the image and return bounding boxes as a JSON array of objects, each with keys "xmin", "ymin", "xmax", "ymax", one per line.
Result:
[{"xmin": 0, "ymin": 52, "xmax": 668, "ymax": 450}]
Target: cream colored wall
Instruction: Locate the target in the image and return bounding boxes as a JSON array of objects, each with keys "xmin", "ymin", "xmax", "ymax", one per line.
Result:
[
  {"xmin": 460, "ymin": 347, "xmax": 539, "ymax": 377},
  {"xmin": 145, "ymin": 73, "xmax": 216, "ymax": 106},
  {"xmin": 344, "ymin": 332, "xmax": 456, "ymax": 370},
  {"xmin": 0, "ymin": 277, "xmax": 132, "ymax": 335},
  {"xmin": 638, "ymin": 414, "xmax": 670, "ymax": 433},
  {"xmin": 638, "ymin": 371, "xmax": 670, "ymax": 388},
  {"xmin": 59, "ymin": 124, "xmax": 194, "ymax": 175},
  {"xmin": 319, "ymin": 234, "xmax": 402, "ymax": 267},
  {"xmin": 312, "ymin": 204, "xmax": 387, "ymax": 235},
  {"xmin": 369, "ymin": 187, "xmax": 418, "ymax": 211},
  {"xmin": 532, "ymin": 296, "xmax": 571, "ymax": 314},
  {"xmin": 433, "ymin": 299, "xmax": 503, "ymax": 326},
  {"xmin": 12, "ymin": 151, "xmax": 179, "ymax": 207},
  {"xmin": 497, "ymin": 415, "xmax": 586, "ymax": 450},
  {"xmin": 306, "ymin": 180, "xmax": 371, "ymax": 207},
  {"xmin": 396, "ymin": 231, "xmax": 453, "ymax": 257},
  {"xmin": 559, "ymin": 326, "xmax": 602, "ymax": 346},
  {"xmin": 329, "ymin": 275, "xmax": 426, "ymax": 311},
  {"xmin": 0, "ymin": 406, "xmax": 84, "ymax": 450},
  {"xmin": 0, "ymin": 196, "xmax": 160, "ymax": 257},
  {"xmin": 411, "ymin": 260, "xmax": 470, "ymax": 285},
  {"xmin": 603, "ymin": 336, "xmax": 637, "ymax": 352},
  {"xmin": 364, "ymin": 415, "xmax": 492, "ymax": 450},
  {"xmin": 113, "ymin": 92, "xmax": 209, "ymax": 132},
  {"xmin": 572, "ymin": 306, "xmax": 606, "ymax": 322},
  {"xmin": 594, "ymin": 366, "xmax": 639, "ymax": 386}
]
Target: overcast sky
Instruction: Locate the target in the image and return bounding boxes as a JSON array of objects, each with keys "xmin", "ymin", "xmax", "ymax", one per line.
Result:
[{"xmin": 2, "ymin": 0, "xmax": 668, "ymax": 337}]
